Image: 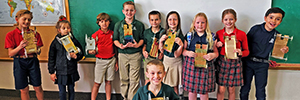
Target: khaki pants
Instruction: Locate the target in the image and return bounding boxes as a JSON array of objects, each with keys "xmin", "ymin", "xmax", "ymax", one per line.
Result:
[{"xmin": 118, "ymin": 52, "xmax": 142, "ymax": 100}]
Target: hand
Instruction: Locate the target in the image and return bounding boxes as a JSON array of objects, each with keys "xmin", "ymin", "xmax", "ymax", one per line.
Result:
[
  {"xmin": 88, "ymin": 50, "xmax": 96, "ymax": 55},
  {"xmin": 119, "ymin": 44, "xmax": 128, "ymax": 49},
  {"xmin": 203, "ymin": 53, "xmax": 214, "ymax": 61},
  {"xmin": 269, "ymin": 60, "xmax": 280, "ymax": 67},
  {"xmin": 234, "ymin": 49, "xmax": 242, "ymax": 56},
  {"xmin": 158, "ymin": 52, "xmax": 164, "ymax": 60},
  {"xmin": 175, "ymin": 37, "xmax": 183, "ymax": 47},
  {"xmin": 50, "ymin": 74, "xmax": 57, "ymax": 82},
  {"xmin": 33, "ymin": 37, "xmax": 37, "ymax": 45},
  {"xmin": 280, "ymin": 46, "xmax": 289, "ymax": 53},
  {"xmin": 143, "ymin": 51, "xmax": 148, "ymax": 58},
  {"xmin": 70, "ymin": 52, "xmax": 77, "ymax": 59},
  {"xmin": 159, "ymin": 35, "xmax": 168, "ymax": 43},
  {"xmin": 216, "ymin": 41, "xmax": 223, "ymax": 47},
  {"xmin": 186, "ymin": 51, "xmax": 196, "ymax": 57},
  {"xmin": 115, "ymin": 61, "xmax": 119, "ymax": 72},
  {"xmin": 19, "ymin": 40, "xmax": 28, "ymax": 48},
  {"xmin": 128, "ymin": 40, "xmax": 138, "ymax": 48}
]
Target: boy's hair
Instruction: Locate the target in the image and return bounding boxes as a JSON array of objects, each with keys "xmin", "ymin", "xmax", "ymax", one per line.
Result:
[
  {"xmin": 15, "ymin": 9, "xmax": 33, "ymax": 25},
  {"xmin": 222, "ymin": 9, "xmax": 237, "ymax": 20},
  {"xmin": 55, "ymin": 15, "xmax": 72, "ymax": 33},
  {"xmin": 146, "ymin": 60, "xmax": 165, "ymax": 72},
  {"xmin": 148, "ymin": 10, "xmax": 161, "ymax": 19},
  {"xmin": 165, "ymin": 11, "xmax": 182, "ymax": 31},
  {"xmin": 123, "ymin": 1, "xmax": 135, "ymax": 9},
  {"xmin": 189, "ymin": 12, "xmax": 214, "ymax": 50},
  {"xmin": 265, "ymin": 7, "xmax": 285, "ymax": 19},
  {"xmin": 96, "ymin": 13, "xmax": 112, "ymax": 27}
]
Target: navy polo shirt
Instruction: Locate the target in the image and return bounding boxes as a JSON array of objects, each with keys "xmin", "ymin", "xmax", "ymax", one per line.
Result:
[
  {"xmin": 247, "ymin": 23, "xmax": 279, "ymax": 59},
  {"xmin": 185, "ymin": 32, "xmax": 215, "ymax": 53}
]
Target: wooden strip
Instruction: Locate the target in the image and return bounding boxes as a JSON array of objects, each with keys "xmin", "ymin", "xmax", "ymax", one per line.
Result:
[{"xmin": 65, "ymin": 0, "xmax": 70, "ymax": 21}]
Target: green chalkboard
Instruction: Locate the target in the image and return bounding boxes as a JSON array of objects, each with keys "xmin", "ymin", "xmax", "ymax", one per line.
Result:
[
  {"xmin": 271, "ymin": 0, "xmax": 300, "ymax": 63},
  {"xmin": 69, "ymin": 0, "xmax": 133, "ymax": 57}
]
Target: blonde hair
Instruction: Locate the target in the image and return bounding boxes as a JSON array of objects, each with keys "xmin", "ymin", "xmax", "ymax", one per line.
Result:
[
  {"xmin": 189, "ymin": 12, "xmax": 213, "ymax": 50},
  {"xmin": 146, "ymin": 60, "xmax": 165, "ymax": 72}
]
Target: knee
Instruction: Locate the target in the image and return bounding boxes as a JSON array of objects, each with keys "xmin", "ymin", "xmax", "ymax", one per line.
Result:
[
  {"xmin": 218, "ymin": 87, "xmax": 226, "ymax": 94},
  {"xmin": 94, "ymin": 82, "xmax": 101, "ymax": 87},
  {"xmin": 228, "ymin": 87, "xmax": 236, "ymax": 94},
  {"xmin": 105, "ymin": 81, "xmax": 111, "ymax": 85},
  {"xmin": 20, "ymin": 86, "xmax": 29, "ymax": 94},
  {"xmin": 33, "ymin": 86, "xmax": 43, "ymax": 91}
]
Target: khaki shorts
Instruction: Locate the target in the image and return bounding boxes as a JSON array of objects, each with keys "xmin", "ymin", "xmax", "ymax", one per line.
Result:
[
  {"xmin": 163, "ymin": 55, "xmax": 182, "ymax": 87},
  {"xmin": 94, "ymin": 57, "xmax": 116, "ymax": 83},
  {"xmin": 143, "ymin": 57, "xmax": 156, "ymax": 80}
]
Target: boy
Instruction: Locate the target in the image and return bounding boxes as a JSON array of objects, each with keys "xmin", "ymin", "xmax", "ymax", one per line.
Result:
[
  {"xmin": 240, "ymin": 7, "xmax": 289, "ymax": 100},
  {"xmin": 89, "ymin": 13, "xmax": 117, "ymax": 100},
  {"xmin": 133, "ymin": 59, "xmax": 179, "ymax": 100},
  {"xmin": 142, "ymin": 10, "xmax": 165, "ymax": 84},
  {"xmin": 4, "ymin": 9, "xmax": 44, "ymax": 100},
  {"xmin": 113, "ymin": 1, "xmax": 145, "ymax": 100}
]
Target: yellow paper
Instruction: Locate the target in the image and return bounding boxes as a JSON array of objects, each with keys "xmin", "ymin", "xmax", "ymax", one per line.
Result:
[
  {"xmin": 163, "ymin": 30, "xmax": 176, "ymax": 52},
  {"xmin": 124, "ymin": 24, "xmax": 133, "ymax": 44},
  {"xmin": 272, "ymin": 34, "xmax": 289, "ymax": 59},
  {"xmin": 60, "ymin": 35, "xmax": 78, "ymax": 54},
  {"xmin": 149, "ymin": 37, "xmax": 159, "ymax": 58},
  {"xmin": 151, "ymin": 97, "xmax": 164, "ymax": 100},
  {"xmin": 195, "ymin": 44, "xmax": 207, "ymax": 68},
  {"xmin": 225, "ymin": 35, "xmax": 237, "ymax": 59},
  {"xmin": 23, "ymin": 30, "xmax": 37, "ymax": 54}
]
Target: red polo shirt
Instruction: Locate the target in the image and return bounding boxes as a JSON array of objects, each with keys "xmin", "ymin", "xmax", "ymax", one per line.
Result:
[
  {"xmin": 5, "ymin": 27, "xmax": 43, "ymax": 56},
  {"xmin": 216, "ymin": 27, "xmax": 249, "ymax": 57},
  {"xmin": 92, "ymin": 29, "xmax": 115, "ymax": 59}
]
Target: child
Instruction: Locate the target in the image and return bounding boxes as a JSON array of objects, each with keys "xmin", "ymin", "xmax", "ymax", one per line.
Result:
[
  {"xmin": 5, "ymin": 9, "xmax": 44, "ymax": 100},
  {"xmin": 89, "ymin": 13, "xmax": 117, "ymax": 100},
  {"xmin": 133, "ymin": 59, "xmax": 179, "ymax": 100},
  {"xmin": 48, "ymin": 15, "xmax": 84, "ymax": 100},
  {"xmin": 159, "ymin": 11, "xmax": 184, "ymax": 94},
  {"xmin": 142, "ymin": 10, "xmax": 165, "ymax": 84},
  {"xmin": 182, "ymin": 12, "xmax": 219, "ymax": 100},
  {"xmin": 240, "ymin": 7, "xmax": 289, "ymax": 100},
  {"xmin": 113, "ymin": 1, "xmax": 144, "ymax": 100},
  {"xmin": 215, "ymin": 9, "xmax": 249, "ymax": 100}
]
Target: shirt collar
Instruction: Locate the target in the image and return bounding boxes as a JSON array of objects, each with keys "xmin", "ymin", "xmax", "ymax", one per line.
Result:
[
  {"xmin": 261, "ymin": 22, "xmax": 275, "ymax": 33},
  {"xmin": 16, "ymin": 27, "xmax": 30, "ymax": 34},
  {"xmin": 121, "ymin": 18, "xmax": 137, "ymax": 25},
  {"xmin": 143, "ymin": 82, "xmax": 165, "ymax": 96},
  {"xmin": 222, "ymin": 27, "xmax": 238, "ymax": 35},
  {"xmin": 98, "ymin": 29, "xmax": 112, "ymax": 34},
  {"xmin": 150, "ymin": 26, "xmax": 164, "ymax": 34}
]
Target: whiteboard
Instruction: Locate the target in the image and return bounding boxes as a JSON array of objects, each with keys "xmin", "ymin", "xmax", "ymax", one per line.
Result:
[{"xmin": 135, "ymin": 0, "xmax": 271, "ymax": 34}]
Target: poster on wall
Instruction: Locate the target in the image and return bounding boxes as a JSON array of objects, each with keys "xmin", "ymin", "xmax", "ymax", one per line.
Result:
[{"xmin": 0, "ymin": 0, "xmax": 66, "ymax": 26}]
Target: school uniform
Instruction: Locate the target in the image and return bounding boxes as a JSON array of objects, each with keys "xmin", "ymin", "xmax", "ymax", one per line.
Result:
[
  {"xmin": 215, "ymin": 27, "xmax": 249, "ymax": 87},
  {"xmin": 182, "ymin": 32, "xmax": 216, "ymax": 94},
  {"xmin": 161, "ymin": 29, "xmax": 184, "ymax": 87},
  {"xmin": 132, "ymin": 82, "xmax": 179, "ymax": 100},
  {"xmin": 113, "ymin": 18, "xmax": 144, "ymax": 100},
  {"xmin": 5, "ymin": 27, "xmax": 43, "ymax": 89},
  {"xmin": 143, "ymin": 27, "xmax": 165, "ymax": 80},
  {"xmin": 92, "ymin": 29, "xmax": 116, "ymax": 84},
  {"xmin": 48, "ymin": 34, "xmax": 84, "ymax": 100},
  {"xmin": 240, "ymin": 23, "xmax": 278, "ymax": 100}
]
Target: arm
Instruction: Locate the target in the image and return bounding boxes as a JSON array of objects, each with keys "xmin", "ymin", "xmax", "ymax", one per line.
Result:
[
  {"xmin": 48, "ymin": 40, "xmax": 57, "ymax": 75},
  {"xmin": 142, "ymin": 44, "xmax": 148, "ymax": 58},
  {"xmin": 7, "ymin": 40, "xmax": 28, "ymax": 57},
  {"xmin": 203, "ymin": 40, "xmax": 219, "ymax": 61},
  {"xmin": 240, "ymin": 33, "xmax": 249, "ymax": 57},
  {"xmin": 182, "ymin": 40, "xmax": 195, "ymax": 57},
  {"xmin": 174, "ymin": 37, "xmax": 184, "ymax": 58},
  {"xmin": 159, "ymin": 34, "xmax": 168, "ymax": 53}
]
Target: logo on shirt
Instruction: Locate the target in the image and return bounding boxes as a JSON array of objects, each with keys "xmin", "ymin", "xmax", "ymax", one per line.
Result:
[
  {"xmin": 133, "ymin": 26, "xmax": 136, "ymax": 30},
  {"xmin": 269, "ymin": 38, "xmax": 274, "ymax": 43}
]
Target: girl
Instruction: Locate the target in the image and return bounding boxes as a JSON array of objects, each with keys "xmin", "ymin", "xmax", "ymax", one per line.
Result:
[
  {"xmin": 182, "ymin": 12, "xmax": 218, "ymax": 100},
  {"xmin": 159, "ymin": 11, "xmax": 184, "ymax": 94},
  {"xmin": 48, "ymin": 15, "xmax": 84, "ymax": 100},
  {"xmin": 215, "ymin": 9, "xmax": 249, "ymax": 100},
  {"xmin": 5, "ymin": 9, "xmax": 44, "ymax": 100}
]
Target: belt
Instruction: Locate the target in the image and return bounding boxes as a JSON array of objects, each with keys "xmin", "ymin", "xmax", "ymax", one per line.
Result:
[
  {"xmin": 14, "ymin": 55, "xmax": 37, "ymax": 58},
  {"xmin": 249, "ymin": 57, "xmax": 269, "ymax": 63},
  {"xmin": 97, "ymin": 56, "xmax": 113, "ymax": 60}
]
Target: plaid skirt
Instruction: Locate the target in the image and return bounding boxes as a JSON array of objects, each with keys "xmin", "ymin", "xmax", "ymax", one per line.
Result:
[
  {"xmin": 182, "ymin": 56, "xmax": 216, "ymax": 94},
  {"xmin": 216, "ymin": 55, "xmax": 243, "ymax": 87}
]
